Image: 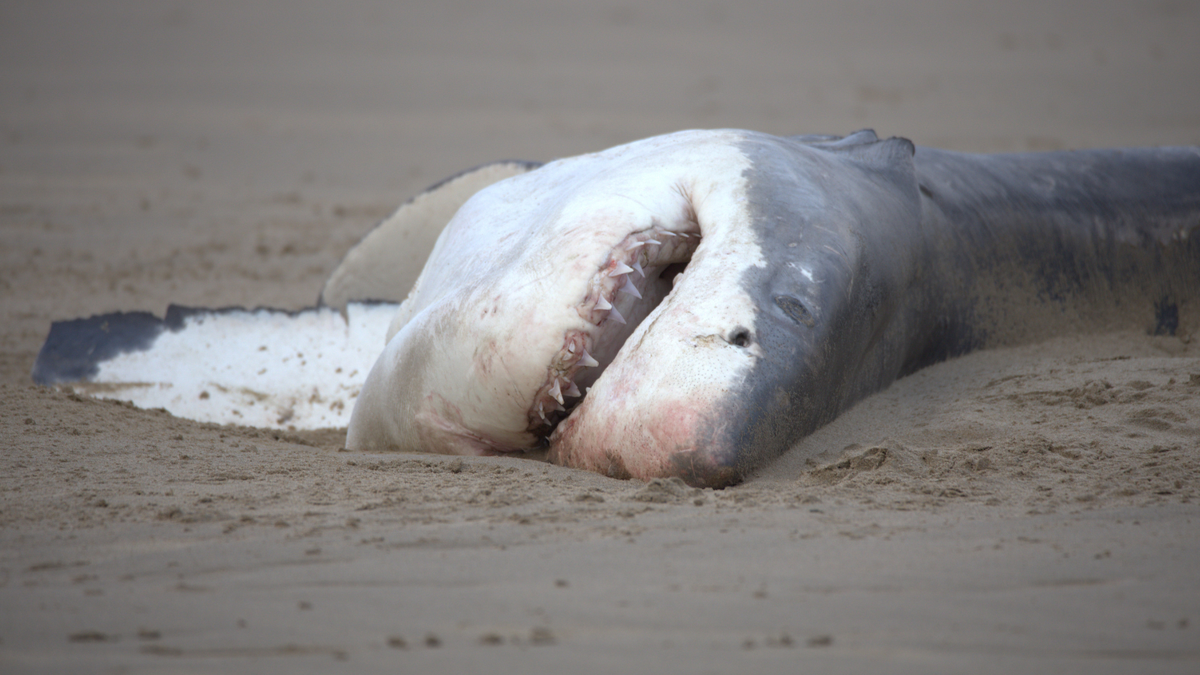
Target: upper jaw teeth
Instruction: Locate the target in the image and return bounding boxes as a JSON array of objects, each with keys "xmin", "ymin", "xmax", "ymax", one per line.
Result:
[
  {"xmin": 577, "ymin": 226, "xmax": 700, "ymax": 328},
  {"xmin": 618, "ymin": 275, "xmax": 642, "ymax": 299},
  {"xmin": 526, "ymin": 224, "xmax": 701, "ymax": 432}
]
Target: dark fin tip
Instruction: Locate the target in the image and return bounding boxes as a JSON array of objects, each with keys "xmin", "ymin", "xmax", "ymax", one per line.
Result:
[{"xmin": 32, "ymin": 311, "xmax": 165, "ymax": 385}]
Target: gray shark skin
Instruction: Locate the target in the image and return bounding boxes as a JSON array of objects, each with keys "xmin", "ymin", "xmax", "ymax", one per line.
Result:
[{"xmin": 546, "ymin": 131, "xmax": 1199, "ymax": 487}]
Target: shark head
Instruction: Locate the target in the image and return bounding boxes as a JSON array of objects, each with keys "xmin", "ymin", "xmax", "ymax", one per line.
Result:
[{"xmin": 347, "ymin": 129, "xmax": 922, "ymax": 486}]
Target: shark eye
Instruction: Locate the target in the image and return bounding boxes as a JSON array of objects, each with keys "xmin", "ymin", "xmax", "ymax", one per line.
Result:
[
  {"xmin": 729, "ymin": 327, "xmax": 752, "ymax": 348},
  {"xmin": 774, "ymin": 294, "xmax": 814, "ymax": 327}
]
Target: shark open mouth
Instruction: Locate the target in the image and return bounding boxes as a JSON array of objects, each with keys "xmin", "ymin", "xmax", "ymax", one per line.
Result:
[{"xmin": 526, "ymin": 220, "xmax": 702, "ymax": 436}]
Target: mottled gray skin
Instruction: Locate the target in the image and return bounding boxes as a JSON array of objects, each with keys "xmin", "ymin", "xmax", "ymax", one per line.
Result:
[{"xmin": 677, "ymin": 131, "xmax": 1199, "ymax": 486}]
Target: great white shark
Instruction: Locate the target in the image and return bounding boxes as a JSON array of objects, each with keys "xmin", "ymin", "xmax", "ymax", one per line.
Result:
[{"xmin": 34, "ymin": 130, "xmax": 1200, "ymax": 487}]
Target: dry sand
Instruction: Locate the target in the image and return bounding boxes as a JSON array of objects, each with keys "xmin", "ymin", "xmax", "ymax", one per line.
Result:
[{"xmin": 2, "ymin": 1, "xmax": 1199, "ymax": 673}]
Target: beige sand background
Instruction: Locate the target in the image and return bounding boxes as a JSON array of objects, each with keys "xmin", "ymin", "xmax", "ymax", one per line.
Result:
[{"xmin": 2, "ymin": 1, "xmax": 1199, "ymax": 672}]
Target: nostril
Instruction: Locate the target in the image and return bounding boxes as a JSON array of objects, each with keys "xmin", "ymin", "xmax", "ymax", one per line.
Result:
[{"xmin": 729, "ymin": 327, "xmax": 752, "ymax": 348}]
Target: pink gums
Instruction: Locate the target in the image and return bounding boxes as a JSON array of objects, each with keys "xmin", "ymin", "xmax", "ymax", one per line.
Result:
[{"xmin": 547, "ymin": 387, "xmax": 712, "ymax": 480}]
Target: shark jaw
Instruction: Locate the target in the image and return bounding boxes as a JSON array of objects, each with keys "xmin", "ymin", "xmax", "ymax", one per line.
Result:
[{"xmin": 346, "ymin": 130, "xmax": 765, "ymax": 483}]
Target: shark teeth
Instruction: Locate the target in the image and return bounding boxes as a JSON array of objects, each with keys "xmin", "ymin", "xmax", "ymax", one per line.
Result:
[
  {"xmin": 618, "ymin": 275, "xmax": 642, "ymax": 299},
  {"xmin": 607, "ymin": 304, "xmax": 626, "ymax": 325},
  {"xmin": 539, "ymin": 223, "xmax": 703, "ymax": 431}
]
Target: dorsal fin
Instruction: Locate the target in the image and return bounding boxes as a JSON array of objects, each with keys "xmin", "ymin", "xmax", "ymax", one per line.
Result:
[
  {"xmin": 818, "ymin": 128, "xmax": 881, "ymax": 147},
  {"xmin": 839, "ymin": 135, "xmax": 916, "ymax": 169},
  {"xmin": 792, "ymin": 129, "xmax": 915, "ymax": 162},
  {"xmin": 790, "ymin": 129, "xmax": 880, "ymax": 148},
  {"xmin": 801, "ymin": 129, "xmax": 916, "ymax": 174}
]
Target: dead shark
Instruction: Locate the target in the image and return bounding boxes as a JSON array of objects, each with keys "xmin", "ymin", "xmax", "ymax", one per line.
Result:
[{"xmin": 35, "ymin": 130, "xmax": 1200, "ymax": 487}]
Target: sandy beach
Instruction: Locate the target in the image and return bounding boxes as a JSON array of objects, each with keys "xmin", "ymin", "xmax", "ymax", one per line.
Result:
[{"xmin": 2, "ymin": 1, "xmax": 1198, "ymax": 672}]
